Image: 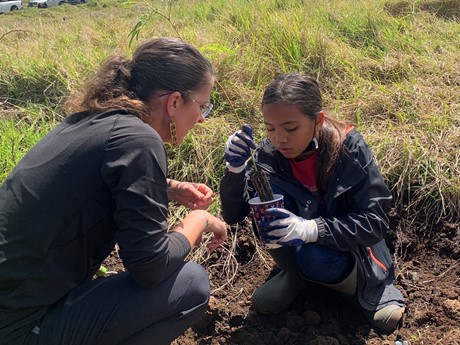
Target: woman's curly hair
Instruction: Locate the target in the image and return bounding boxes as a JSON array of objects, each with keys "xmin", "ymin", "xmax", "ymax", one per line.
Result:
[{"xmin": 64, "ymin": 37, "xmax": 214, "ymax": 120}]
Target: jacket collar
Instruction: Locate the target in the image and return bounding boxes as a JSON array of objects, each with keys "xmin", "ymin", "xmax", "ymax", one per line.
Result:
[{"xmin": 255, "ymin": 130, "xmax": 369, "ymax": 201}]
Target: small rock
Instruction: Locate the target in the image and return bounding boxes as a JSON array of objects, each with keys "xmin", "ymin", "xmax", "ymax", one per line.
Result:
[
  {"xmin": 443, "ymin": 290, "xmax": 458, "ymax": 299},
  {"xmin": 442, "ymin": 299, "xmax": 460, "ymax": 320},
  {"xmin": 412, "ymin": 260, "xmax": 421, "ymax": 266},
  {"xmin": 303, "ymin": 310, "xmax": 321, "ymax": 325},
  {"xmin": 309, "ymin": 336, "xmax": 340, "ymax": 345},
  {"xmin": 194, "ymin": 304, "xmax": 217, "ymax": 329},
  {"xmin": 406, "ymin": 271, "xmax": 419, "ymax": 283},
  {"xmin": 194, "ymin": 313, "xmax": 213, "ymax": 329},
  {"xmin": 278, "ymin": 327, "xmax": 291, "ymax": 338},
  {"xmin": 245, "ymin": 310, "xmax": 258, "ymax": 318},
  {"xmin": 335, "ymin": 333, "xmax": 349, "ymax": 345},
  {"xmin": 285, "ymin": 311, "xmax": 305, "ymax": 330}
]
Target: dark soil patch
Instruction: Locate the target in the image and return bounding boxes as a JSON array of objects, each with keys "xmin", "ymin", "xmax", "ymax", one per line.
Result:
[{"xmin": 102, "ymin": 207, "xmax": 460, "ymax": 345}]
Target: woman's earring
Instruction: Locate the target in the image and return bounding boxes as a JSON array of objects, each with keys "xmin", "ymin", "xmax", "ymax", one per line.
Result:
[{"xmin": 170, "ymin": 120, "xmax": 177, "ymax": 145}]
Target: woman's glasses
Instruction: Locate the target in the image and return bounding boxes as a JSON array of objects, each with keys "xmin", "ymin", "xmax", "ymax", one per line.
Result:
[
  {"xmin": 157, "ymin": 92, "xmax": 213, "ymax": 118},
  {"xmin": 191, "ymin": 99, "xmax": 213, "ymax": 118}
]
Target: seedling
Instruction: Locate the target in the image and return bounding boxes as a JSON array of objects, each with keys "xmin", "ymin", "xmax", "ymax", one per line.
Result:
[{"xmin": 249, "ymin": 152, "xmax": 274, "ymax": 202}]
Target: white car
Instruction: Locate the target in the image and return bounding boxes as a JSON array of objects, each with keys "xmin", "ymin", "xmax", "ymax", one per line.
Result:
[
  {"xmin": 0, "ymin": 0, "xmax": 22, "ymax": 13},
  {"xmin": 28, "ymin": 0, "xmax": 64, "ymax": 8},
  {"xmin": 66, "ymin": 0, "xmax": 87, "ymax": 4}
]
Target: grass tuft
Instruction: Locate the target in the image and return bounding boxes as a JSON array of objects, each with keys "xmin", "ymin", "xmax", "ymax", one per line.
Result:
[{"xmin": 1, "ymin": 0, "xmax": 459, "ymax": 225}]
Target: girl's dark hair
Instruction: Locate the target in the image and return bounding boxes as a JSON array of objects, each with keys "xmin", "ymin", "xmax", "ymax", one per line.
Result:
[
  {"xmin": 64, "ymin": 37, "xmax": 214, "ymax": 118},
  {"xmin": 262, "ymin": 73, "xmax": 351, "ymax": 194}
]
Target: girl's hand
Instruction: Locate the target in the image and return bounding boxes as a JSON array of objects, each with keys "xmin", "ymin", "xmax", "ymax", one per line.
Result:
[
  {"xmin": 259, "ymin": 208, "xmax": 318, "ymax": 246},
  {"xmin": 224, "ymin": 124, "xmax": 256, "ymax": 173}
]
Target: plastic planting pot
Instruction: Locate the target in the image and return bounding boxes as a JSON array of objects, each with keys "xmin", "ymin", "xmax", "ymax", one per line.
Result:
[{"xmin": 248, "ymin": 194, "xmax": 284, "ymax": 249}]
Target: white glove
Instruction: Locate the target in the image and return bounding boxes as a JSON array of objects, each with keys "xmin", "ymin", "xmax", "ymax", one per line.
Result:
[
  {"xmin": 259, "ymin": 208, "xmax": 318, "ymax": 246},
  {"xmin": 224, "ymin": 124, "xmax": 256, "ymax": 173}
]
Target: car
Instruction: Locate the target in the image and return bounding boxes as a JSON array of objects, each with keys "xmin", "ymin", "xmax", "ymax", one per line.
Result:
[
  {"xmin": 66, "ymin": 0, "xmax": 87, "ymax": 4},
  {"xmin": 28, "ymin": 0, "xmax": 64, "ymax": 8},
  {"xmin": 0, "ymin": 0, "xmax": 22, "ymax": 13}
]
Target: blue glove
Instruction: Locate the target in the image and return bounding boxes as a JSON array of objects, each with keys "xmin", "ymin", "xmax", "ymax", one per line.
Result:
[
  {"xmin": 224, "ymin": 124, "xmax": 256, "ymax": 173},
  {"xmin": 259, "ymin": 208, "xmax": 318, "ymax": 246}
]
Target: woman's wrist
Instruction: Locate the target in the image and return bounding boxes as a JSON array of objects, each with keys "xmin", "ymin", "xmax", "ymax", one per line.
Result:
[
  {"xmin": 193, "ymin": 210, "xmax": 209, "ymax": 231},
  {"xmin": 171, "ymin": 210, "xmax": 210, "ymax": 247}
]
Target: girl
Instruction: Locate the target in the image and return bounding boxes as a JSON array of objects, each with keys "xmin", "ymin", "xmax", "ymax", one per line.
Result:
[{"xmin": 220, "ymin": 73, "xmax": 405, "ymax": 333}]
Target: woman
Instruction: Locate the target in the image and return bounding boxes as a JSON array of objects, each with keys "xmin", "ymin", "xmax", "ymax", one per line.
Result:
[
  {"xmin": 0, "ymin": 37, "xmax": 227, "ymax": 345},
  {"xmin": 220, "ymin": 73, "xmax": 405, "ymax": 333}
]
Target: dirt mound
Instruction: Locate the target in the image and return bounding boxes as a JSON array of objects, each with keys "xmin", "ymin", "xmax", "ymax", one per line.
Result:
[{"xmin": 103, "ymin": 208, "xmax": 460, "ymax": 344}]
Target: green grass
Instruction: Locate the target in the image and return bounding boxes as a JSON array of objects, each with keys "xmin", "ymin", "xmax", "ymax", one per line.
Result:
[
  {"xmin": 1, "ymin": 0, "xmax": 459, "ymax": 222},
  {"xmin": 0, "ymin": 104, "xmax": 62, "ymax": 180}
]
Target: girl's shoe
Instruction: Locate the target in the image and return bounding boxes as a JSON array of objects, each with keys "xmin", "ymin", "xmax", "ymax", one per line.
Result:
[{"xmin": 366, "ymin": 304, "xmax": 405, "ymax": 333}]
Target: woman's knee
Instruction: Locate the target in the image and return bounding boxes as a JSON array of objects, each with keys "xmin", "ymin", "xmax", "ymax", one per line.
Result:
[{"xmin": 180, "ymin": 262, "xmax": 210, "ymax": 305}]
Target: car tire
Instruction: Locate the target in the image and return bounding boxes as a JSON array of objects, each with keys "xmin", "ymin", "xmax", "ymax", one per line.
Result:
[{"xmin": 10, "ymin": 5, "xmax": 19, "ymax": 10}]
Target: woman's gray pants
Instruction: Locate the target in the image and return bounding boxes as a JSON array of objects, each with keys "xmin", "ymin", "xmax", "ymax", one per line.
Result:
[{"xmin": 26, "ymin": 262, "xmax": 210, "ymax": 345}]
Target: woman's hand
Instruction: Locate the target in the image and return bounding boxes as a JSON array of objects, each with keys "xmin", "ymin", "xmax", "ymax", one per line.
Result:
[
  {"xmin": 173, "ymin": 210, "xmax": 228, "ymax": 252},
  {"xmin": 167, "ymin": 179, "xmax": 213, "ymax": 209},
  {"xmin": 201, "ymin": 212, "xmax": 228, "ymax": 251}
]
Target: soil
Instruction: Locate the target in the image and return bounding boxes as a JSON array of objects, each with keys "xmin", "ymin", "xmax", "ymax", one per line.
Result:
[{"xmin": 102, "ymin": 207, "xmax": 460, "ymax": 345}]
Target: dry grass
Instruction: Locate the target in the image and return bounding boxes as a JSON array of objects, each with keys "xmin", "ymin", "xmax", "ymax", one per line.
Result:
[{"xmin": 1, "ymin": 0, "xmax": 459, "ymax": 266}]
